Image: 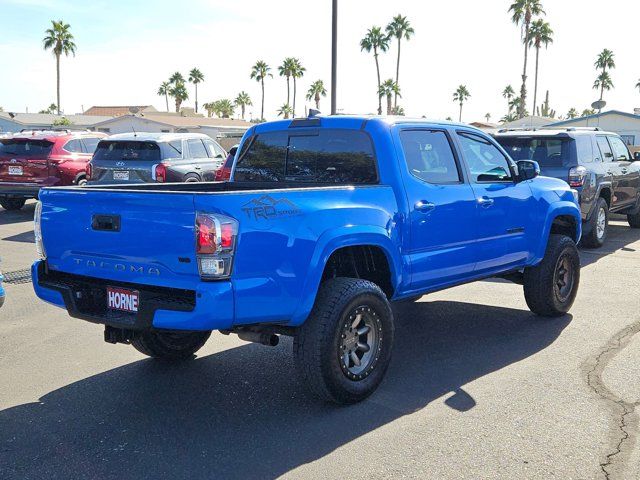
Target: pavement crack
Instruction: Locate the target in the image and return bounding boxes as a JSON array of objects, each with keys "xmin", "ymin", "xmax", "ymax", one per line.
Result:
[{"xmin": 583, "ymin": 321, "xmax": 640, "ymax": 479}]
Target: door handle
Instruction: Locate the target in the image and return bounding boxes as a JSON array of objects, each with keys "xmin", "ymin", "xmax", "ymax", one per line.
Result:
[
  {"xmin": 478, "ymin": 196, "xmax": 494, "ymax": 208},
  {"xmin": 194, "ymin": 165, "xmax": 202, "ymax": 170},
  {"xmin": 621, "ymin": 169, "xmax": 628, "ymax": 174},
  {"xmin": 415, "ymin": 200, "xmax": 435, "ymax": 213}
]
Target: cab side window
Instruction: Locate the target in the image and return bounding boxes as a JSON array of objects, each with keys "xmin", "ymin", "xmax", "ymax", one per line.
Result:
[
  {"xmin": 596, "ymin": 136, "xmax": 614, "ymax": 162},
  {"xmin": 63, "ymin": 139, "xmax": 84, "ymax": 153},
  {"xmin": 399, "ymin": 130, "xmax": 461, "ymax": 184},
  {"xmin": 457, "ymin": 132, "xmax": 513, "ymax": 182},
  {"xmin": 608, "ymin": 136, "xmax": 631, "ymax": 161}
]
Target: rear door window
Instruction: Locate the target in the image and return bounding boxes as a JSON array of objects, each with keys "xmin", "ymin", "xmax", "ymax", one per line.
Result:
[
  {"xmin": 93, "ymin": 141, "xmax": 161, "ymax": 162},
  {"xmin": 399, "ymin": 130, "xmax": 461, "ymax": 184},
  {"xmin": 0, "ymin": 139, "xmax": 53, "ymax": 157},
  {"xmin": 596, "ymin": 136, "xmax": 614, "ymax": 162},
  {"xmin": 63, "ymin": 139, "xmax": 85, "ymax": 153},
  {"xmin": 204, "ymin": 139, "xmax": 226, "ymax": 159},
  {"xmin": 234, "ymin": 129, "xmax": 377, "ymax": 184},
  {"xmin": 187, "ymin": 139, "xmax": 208, "ymax": 158}
]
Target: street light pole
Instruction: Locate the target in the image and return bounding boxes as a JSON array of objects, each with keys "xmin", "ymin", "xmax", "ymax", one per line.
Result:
[{"xmin": 331, "ymin": 0, "xmax": 337, "ymax": 115}]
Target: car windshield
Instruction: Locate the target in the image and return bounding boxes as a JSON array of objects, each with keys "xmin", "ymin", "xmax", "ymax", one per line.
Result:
[
  {"xmin": 93, "ymin": 141, "xmax": 161, "ymax": 162},
  {"xmin": 496, "ymin": 137, "xmax": 574, "ymax": 168},
  {"xmin": 0, "ymin": 139, "xmax": 53, "ymax": 157}
]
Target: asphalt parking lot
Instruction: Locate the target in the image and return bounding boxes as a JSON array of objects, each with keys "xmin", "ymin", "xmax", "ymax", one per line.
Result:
[{"xmin": 1, "ymin": 201, "xmax": 639, "ymax": 479}]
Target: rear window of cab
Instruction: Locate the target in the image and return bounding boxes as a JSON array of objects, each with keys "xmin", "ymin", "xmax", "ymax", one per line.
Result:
[{"xmin": 233, "ymin": 129, "xmax": 378, "ymax": 184}]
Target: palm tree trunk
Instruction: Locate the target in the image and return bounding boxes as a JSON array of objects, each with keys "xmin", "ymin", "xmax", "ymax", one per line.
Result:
[
  {"xmin": 532, "ymin": 46, "xmax": 540, "ymax": 117},
  {"xmin": 394, "ymin": 38, "xmax": 401, "ymax": 108},
  {"xmin": 286, "ymin": 77, "xmax": 290, "ymax": 106},
  {"xmin": 519, "ymin": 24, "xmax": 530, "ymax": 118},
  {"xmin": 374, "ymin": 48, "xmax": 382, "ymax": 115},
  {"xmin": 386, "ymin": 94, "xmax": 392, "ymax": 115},
  {"xmin": 165, "ymin": 93, "xmax": 169, "ymax": 112},
  {"xmin": 175, "ymin": 99, "xmax": 180, "ymax": 113},
  {"xmin": 459, "ymin": 103, "xmax": 463, "ymax": 122},
  {"xmin": 315, "ymin": 93, "xmax": 320, "ymax": 109},
  {"xmin": 261, "ymin": 79, "xmax": 265, "ymax": 121},
  {"xmin": 195, "ymin": 84, "xmax": 199, "ymax": 113},
  {"xmin": 241, "ymin": 105, "xmax": 246, "ymax": 120},
  {"xmin": 56, "ymin": 53, "xmax": 61, "ymax": 115},
  {"xmin": 293, "ymin": 78, "xmax": 297, "ymax": 118}
]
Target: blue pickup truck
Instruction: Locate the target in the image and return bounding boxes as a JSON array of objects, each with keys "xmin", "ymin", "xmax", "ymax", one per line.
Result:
[{"xmin": 32, "ymin": 116, "xmax": 582, "ymax": 404}]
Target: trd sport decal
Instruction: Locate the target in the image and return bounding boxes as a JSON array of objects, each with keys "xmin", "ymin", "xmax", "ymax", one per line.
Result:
[{"xmin": 241, "ymin": 195, "xmax": 302, "ymax": 220}]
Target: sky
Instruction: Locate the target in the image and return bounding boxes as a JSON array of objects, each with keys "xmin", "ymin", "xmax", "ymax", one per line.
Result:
[{"xmin": 0, "ymin": 0, "xmax": 639, "ymax": 123}]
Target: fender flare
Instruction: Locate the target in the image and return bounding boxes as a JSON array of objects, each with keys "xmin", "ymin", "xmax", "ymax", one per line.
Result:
[
  {"xmin": 534, "ymin": 202, "xmax": 582, "ymax": 264},
  {"xmin": 290, "ymin": 225, "xmax": 403, "ymax": 325}
]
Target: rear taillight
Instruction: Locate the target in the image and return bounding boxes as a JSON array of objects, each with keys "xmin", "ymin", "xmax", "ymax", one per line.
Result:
[
  {"xmin": 86, "ymin": 162, "xmax": 92, "ymax": 180},
  {"xmin": 214, "ymin": 167, "xmax": 231, "ymax": 182},
  {"xmin": 196, "ymin": 213, "xmax": 238, "ymax": 279},
  {"xmin": 568, "ymin": 166, "xmax": 587, "ymax": 187},
  {"xmin": 154, "ymin": 163, "xmax": 167, "ymax": 183},
  {"xmin": 34, "ymin": 201, "xmax": 46, "ymax": 260}
]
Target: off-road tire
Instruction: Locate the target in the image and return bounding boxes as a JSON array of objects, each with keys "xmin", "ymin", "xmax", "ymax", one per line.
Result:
[
  {"xmin": 581, "ymin": 197, "xmax": 608, "ymax": 248},
  {"xmin": 628, "ymin": 212, "xmax": 640, "ymax": 229},
  {"xmin": 132, "ymin": 330, "xmax": 211, "ymax": 360},
  {"xmin": 523, "ymin": 234, "xmax": 580, "ymax": 317},
  {"xmin": 0, "ymin": 198, "xmax": 26, "ymax": 211},
  {"xmin": 294, "ymin": 277, "xmax": 394, "ymax": 404}
]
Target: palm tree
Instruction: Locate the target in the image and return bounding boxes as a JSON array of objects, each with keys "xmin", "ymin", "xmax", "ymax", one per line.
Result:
[
  {"xmin": 202, "ymin": 102, "xmax": 216, "ymax": 118},
  {"xmin": 582, "ymin": 108, "xmax": 596, "ymax": 117},
  {"xmin": 528, "ymin": 19, "xmax": 553, "ymax": 116},
  {"xmin": 385, "ymin": 14, "xmax": 414, "ymax": 109},
  {"xmin": 213, "ymin": 99, "xmax": 235, "ymax": 118},
  {"xmin": 509, "ymin": 0, "xmax": 545, "ymax": 118},
  {"xmin": 593, "ymin": 71, "xmax": 613, "ymax": 106},
  {"xmin": 42, "ymin": 20, "xmax": 77, "ymax": 114},
  {"xmin": 188, "ymin": 68, "xmax": 205, "ymax": 113},
  {"xmin": 566, "ymin": 108, "xmax": 578, "ymax": 119},
  {"xmin": 485, "ymin": 113, "xmax": 491, "ymax": 123},
  {"xmin": 508, "ymin": 97, "xmax": 529, "ymax": 117},
  {"xmin": 169, "ymin": 81, "xmax": 188, "ymax": 113},
  {"xmin": 251, "ymin": 60, "xmax": 272, "ymax": 121},
  {"xmin": 360, "ymin": 26, "xmax": 391, "ymax": 115},
  {"xmin": 277, "ymin": 103, "xmax": 293, "ymax": 119},
  {"xmin": 502, "ymin": 85, "xmax": 516, "ymax": 114},
  {"xmin": 169, "ymin": 71, "xmax": 184, "ymax": 84},
  {"xmin": 157, "ymin": 81, "xmax": 170, "ymax": 112},
  {"xmin": 378, "ymin": 79, "xmax": 401, "ymax": 115},
  {"xmin": 306, "ymin": 80, "xmax": 327, "ymax": 110},
  {"xmin": 291, "ymin": 58, "xmax": 305, "ymax": 118},
  {"xmin": 501, "ymin": 112, "xmax": 518, "ymax": 123},
  {"xmin": 594, "ymin": 49, "xmax": 615, "ymax": 111},
  {"xmin": 452, "ymin": 85, "xmax": 471, "ymax": 122},
  {"xmin": 278, "ymin": 58, "xmax": 295, "ymax": 107},
  {"xmin": 234, "ymin": 91, "xmax": 252, "ymax": 120}
]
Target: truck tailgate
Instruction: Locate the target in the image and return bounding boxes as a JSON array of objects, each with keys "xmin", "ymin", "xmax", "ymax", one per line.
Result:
[{"xmin": 39, "ymin": 188, "xmax": 199, "ymax": 290}]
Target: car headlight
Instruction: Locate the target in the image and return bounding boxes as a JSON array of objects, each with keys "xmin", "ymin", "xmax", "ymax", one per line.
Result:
[{"xmin": 34, "ymin": 201, "xmax": 46, "ymax": 260}]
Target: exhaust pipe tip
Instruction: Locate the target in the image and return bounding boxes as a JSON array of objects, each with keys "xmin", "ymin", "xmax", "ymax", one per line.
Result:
[{"xmin": 237, "ymin": 331, "xmax": 279, "ymax": 347}]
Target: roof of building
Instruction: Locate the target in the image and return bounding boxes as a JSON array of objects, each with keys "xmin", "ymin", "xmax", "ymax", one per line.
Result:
[
  {"xmin": 494, "ymin": 127, "xmax": 616, "ymax": 137},
  {"xmin": 92, "ymin": 114, "xmax": 252, "ymax": 129},
  {"xmin": 83, "ymin": 105, "xmax": 157, "ymax": 116},
  {"xmin": 499, "ymin": 115, "xmax": 557, "ymax": 129},
  {"xmin": 0, "ymin": 112, "xmax": 113, "ymax": 127},
  {"xmin": 548, "ymin": 110, "xmax": 640, "ymax": 126}
]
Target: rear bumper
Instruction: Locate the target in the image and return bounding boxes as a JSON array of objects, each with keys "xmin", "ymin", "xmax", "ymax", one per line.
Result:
[
  {"xmin": 0, "ymin": 179, "xmax": 59, "ymax": 198},
  {"xmin": 32, "ymin": 261, "xmax": 234, "ymax": 331}
]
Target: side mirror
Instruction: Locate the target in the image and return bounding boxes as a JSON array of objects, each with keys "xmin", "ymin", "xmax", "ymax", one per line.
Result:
[
  {"xmin": 517, "ymin": 160, "xmax": 540, "ymax": 181},
  {"xmin": 634, "ymin": 151, "xmax": 640, "ymax": 162}
]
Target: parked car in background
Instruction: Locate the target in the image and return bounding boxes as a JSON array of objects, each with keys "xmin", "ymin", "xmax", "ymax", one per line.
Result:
[
  {"xmin": 214, "ymin": 144, "xmax": 238, "ymax": 181},
  {"xmin": 33, "ymin": 115, "xmax": 582, "ymax": 404},
  {"xmin": 0, "ymin": 130, "xmax": 105, "ymax": 210},
  {"xmin": 87, "ymin": 133, "xmax": 227, "ymax": 185},
  {"xmin": 494, "ymin": 128, "xmax": 640, "ymax": 248}
]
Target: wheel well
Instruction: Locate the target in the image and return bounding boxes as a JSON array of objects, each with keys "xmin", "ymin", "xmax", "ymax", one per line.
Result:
[
  {"xmin": 599, "ymin": 188, "xmax": 611, "ymax": 207},
  {"xmin": 550, "ymin": 215, "xmax": 578, "ymax": 242},
  {"xmin": 321, "ymin": 245, "xmax": 393, "ymax": 298},
  {"xmin": 73, "ymin": 172, "xmax": 86, "ymax": 183}
]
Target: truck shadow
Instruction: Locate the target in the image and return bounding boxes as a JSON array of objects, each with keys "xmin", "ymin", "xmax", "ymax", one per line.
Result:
[
  {"xmin": 0, "ymin": 201, "xmax": 35, "ymax": 226},
  {"xmin": 0, "ymin": 301, "xmax": 570, "ymax": 480}
]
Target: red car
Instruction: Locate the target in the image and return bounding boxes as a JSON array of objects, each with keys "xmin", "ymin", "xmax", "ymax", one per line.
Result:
[
  {"xmin": 0, "ymin": 130, "xmax": 105, "ymax": 210},
  {"xmin": 214, "ymin": 144, "xmax": 238, "ymax": 181}
]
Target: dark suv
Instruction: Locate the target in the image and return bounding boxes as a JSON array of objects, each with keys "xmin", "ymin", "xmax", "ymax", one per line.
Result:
[
  {"xmin": 87, "ymin": 133, "xmax": 227, "ymax": 184},
  {"xmin": 495, "ymin": 128, "xmax": 640, "ymax": 248},
  {"xmin": 0, "ymin": 130, "xmax": 105, "ymax": 210}
]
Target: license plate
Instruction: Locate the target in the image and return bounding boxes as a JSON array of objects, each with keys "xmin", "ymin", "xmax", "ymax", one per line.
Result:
[
  {"xmin": 113, "ymin": 170, "xmax": 129, "ymax": 181},
  {"xmin": 107, "ymin": 287, "xmax": 139, "ymax": 313},
  {"xmin": 8, "ymin": 166, "xmax": 23, "ymax": 175}
]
